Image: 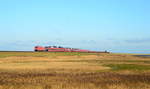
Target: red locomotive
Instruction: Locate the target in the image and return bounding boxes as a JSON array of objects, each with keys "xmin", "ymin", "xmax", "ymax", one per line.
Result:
[{"xmin": 34, "ymin": 46, "xmax": 109, "ymax": 53}]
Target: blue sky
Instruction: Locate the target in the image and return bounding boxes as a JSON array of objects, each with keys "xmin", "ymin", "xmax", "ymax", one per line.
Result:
[{"xmin": 0, "ymin": 0, "xmax": 150, "ymax": 53}]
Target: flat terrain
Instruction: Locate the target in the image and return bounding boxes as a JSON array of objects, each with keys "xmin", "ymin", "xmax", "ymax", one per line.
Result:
[{"xmin": 0, "ymin": 52, "xmax": 150, "ymax": 89}]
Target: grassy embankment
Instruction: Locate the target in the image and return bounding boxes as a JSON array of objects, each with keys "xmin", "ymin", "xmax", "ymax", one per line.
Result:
[{"xmin": 0, "ymin": 52, "xmax": 149, "ymax": 89}]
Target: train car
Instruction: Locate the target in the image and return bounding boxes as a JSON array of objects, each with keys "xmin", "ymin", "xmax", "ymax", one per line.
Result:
[
  {"xmin": 71, "ymin": 49, "xmax": 89, "ymax": 52},
  {"xmin": 45, "ymin": 46, "xmax": 71, "ymax": 52},
  {"xmin": 34, "ymin": 46, "xmax": 109, "ymax": 53},
  {"xmin": 34, "ymin": 46, "xmax": 45, "ymax": 51}
]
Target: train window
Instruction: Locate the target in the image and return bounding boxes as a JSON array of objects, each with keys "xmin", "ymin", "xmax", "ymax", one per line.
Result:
[{"xmin": 49, "ymin": 49, "xmax": 64, "ymax": 51}]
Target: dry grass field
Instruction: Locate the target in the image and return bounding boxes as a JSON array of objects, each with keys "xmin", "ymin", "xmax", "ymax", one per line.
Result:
[{"xmin": 0, "ymin": 52, "xmax": 150, "ymax": 89}]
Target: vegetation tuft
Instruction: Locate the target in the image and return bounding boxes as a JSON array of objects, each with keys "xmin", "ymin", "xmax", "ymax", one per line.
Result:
[{"xmin": 105, "ymin": 64, "xmax": 150, "ymax": 71}]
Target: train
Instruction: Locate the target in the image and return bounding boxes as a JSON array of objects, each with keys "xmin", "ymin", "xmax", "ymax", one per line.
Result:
[{"xmin": 34, "ymin": 46, "xmax": 109, "ymax": 53}]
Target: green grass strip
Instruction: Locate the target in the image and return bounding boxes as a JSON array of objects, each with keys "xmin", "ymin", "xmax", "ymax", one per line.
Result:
[{"xmin": 104, "ymin": 64, "xmax": 150, "ymax": 71}]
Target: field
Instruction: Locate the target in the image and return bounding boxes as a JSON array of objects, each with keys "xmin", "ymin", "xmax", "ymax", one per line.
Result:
[{"xmin": 0, "ymin": 52, "xmax": 150, "ymax": 89}]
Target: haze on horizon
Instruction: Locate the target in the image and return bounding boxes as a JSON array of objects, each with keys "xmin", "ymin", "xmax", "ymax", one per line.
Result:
[{"xmin": 0, "ymin": 0, "xmax": 150, "ymax": 53}]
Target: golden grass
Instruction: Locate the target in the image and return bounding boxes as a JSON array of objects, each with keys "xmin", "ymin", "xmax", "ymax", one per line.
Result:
[{"xmin": 0, "ymin": 52, "xmax": 149, "ymax": 89}]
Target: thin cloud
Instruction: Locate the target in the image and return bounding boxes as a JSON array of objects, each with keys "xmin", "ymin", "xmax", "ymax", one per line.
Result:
[{"xmin": 125, "ymin": 38, "xmax": 150, "ymax": 44}]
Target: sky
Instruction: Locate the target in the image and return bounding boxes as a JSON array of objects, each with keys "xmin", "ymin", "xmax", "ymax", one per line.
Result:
[{"xmin": 0, "ymin": 0, "xmax": 150, "ymax": 53}]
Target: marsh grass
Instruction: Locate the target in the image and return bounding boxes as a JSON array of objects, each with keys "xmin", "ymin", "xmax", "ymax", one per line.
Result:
[
  {"xmin": 59, "ymin": 59, "xmax": 150, "ymax": 64},
  {"xmin": 104, "ymin": 64, "xmax": 150, "ymax": 71},
  {"xmin": 0, "ymin": 52, "xmax": 149, "ymax": 89},
  {"xmin": 0, "ymin": 72, "xmax": 149, "ymax": 89},
  {"xmin": 0, "ymin": 52, "xmax": 98, "ymax": 58}
]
